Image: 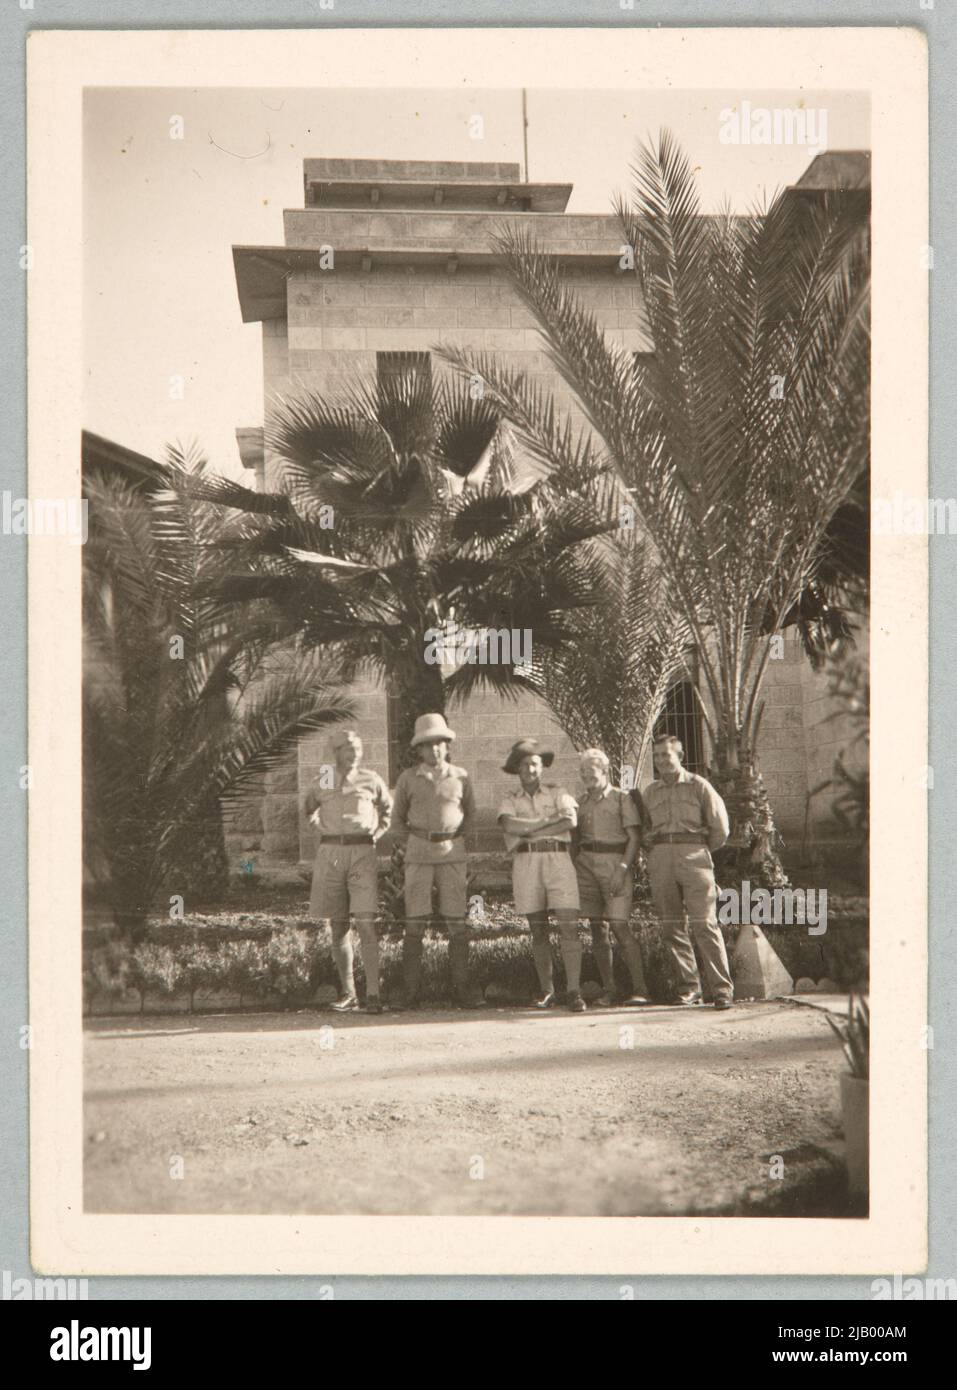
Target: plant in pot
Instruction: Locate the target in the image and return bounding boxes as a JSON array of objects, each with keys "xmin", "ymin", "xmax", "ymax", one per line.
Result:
[{"xmin": 827, "ymin": 992, "xmax": 869, "ymax": 1200}]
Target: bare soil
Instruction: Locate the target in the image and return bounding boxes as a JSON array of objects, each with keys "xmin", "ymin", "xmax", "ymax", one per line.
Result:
[{"xmin": 84, "ymin": 1000, "xmax": 855, "ymax": 1217}]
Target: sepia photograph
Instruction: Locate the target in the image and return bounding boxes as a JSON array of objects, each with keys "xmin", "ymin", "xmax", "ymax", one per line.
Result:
[{"xmin": 26, "ymin": 27, "xmax": 927, "ymax": 1277}]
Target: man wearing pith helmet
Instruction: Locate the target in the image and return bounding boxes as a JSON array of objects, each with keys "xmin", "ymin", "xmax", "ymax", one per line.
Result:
[
  {"xmin": 391, "ymin": 713, "xmax": 482, "ymax": 1009},
  {"xmin": 498, "ymin": 738, "xmax": 586, "ymax": 1012},
  {"xmin": 643, "ymin": 732, "xmax": 734, "ymax": 1009},
  {"xmin": 304, "ymin": 729, "xmax": 393, "ymax": 1014},
  {"xmin": 575, "ymin": 748, "xmax": 650, "ymax": 1006}
]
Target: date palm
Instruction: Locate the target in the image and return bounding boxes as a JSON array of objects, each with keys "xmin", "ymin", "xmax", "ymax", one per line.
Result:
[{"xmin": 441, "ymin": 131, "xmax": 870, "ymax": 886}]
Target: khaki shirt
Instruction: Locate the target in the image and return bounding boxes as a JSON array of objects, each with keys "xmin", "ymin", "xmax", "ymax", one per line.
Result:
[
  {"xmin": 497, "ymin": 783, "xmax": 577, "ymax": 853},
  {"xmin": 642, "ymin": 769, "xmax": 730, "ymax": 851},
  {"xmin": 304, "ymin": 767, "xmax": 392, "ymax": 839},
  {"xmin": 576, "ymin": 784, "xmax": 640, "ymax": 846},
  {"xmin": 392, "ymin": 762, "xmax": 475, "ymax": 864}
]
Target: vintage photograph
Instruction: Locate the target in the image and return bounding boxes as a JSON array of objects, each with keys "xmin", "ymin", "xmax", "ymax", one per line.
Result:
[
  {"xmin": 24, "ymin": 26, "xmax": 928, "ymax": 1276},
  {"xmin": 79, "ymin": 81, "xmax": 874, "ymax": 1222}
]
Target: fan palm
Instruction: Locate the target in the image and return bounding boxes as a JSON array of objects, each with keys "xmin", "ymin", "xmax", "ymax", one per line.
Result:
[
  {"xmin": 439, "ymin": 131, "xmax": 870, "ymax": 887},
  {"xmin": 83, "ymin": 447, "xmax": 354, "ymax": 932},
  {"xmin": 201, "ymin": 367, "xmax": 617, "ymax": 749}
]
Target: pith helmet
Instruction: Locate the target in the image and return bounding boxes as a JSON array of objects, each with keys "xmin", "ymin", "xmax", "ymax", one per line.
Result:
[{"xmin": 410, "ymin": 712, "xmax": 457, "ymax": 747}]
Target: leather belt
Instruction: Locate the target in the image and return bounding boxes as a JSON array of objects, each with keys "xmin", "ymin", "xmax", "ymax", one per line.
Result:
[
  {"xmin": 319, "ymin": 834, "xmax": 374, "ymax": 845},
  {"xmin": 516, "ymin": 839, "xmax": 569, "ymax": 855},
  {"xmin": 410, "ymin": 827, "xmax": 464, "ymax": 842},
  {"xmin": 649, "ymin": 832, "xmax": 708, "ymax": 845},
  {"xmin": 579, "ymin": 840, "xmax": 628, "ymax": 854}
]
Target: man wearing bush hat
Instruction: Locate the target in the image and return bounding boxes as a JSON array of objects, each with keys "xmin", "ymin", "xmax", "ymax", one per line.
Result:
[
  {"xmin": 305, "ymin": 728, "xmax": 392, "ymax": 1014},
  {"xmin": 498, "ymin": 738, "xmax": 586, "ymax": 1012},
  {"xmin": 391, "ymin": 713, "xmax": 482, "ymax": 1009}
]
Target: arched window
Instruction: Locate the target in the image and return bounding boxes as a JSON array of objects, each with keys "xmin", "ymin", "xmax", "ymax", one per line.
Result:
[{"xmin": 654, "ymin": 678, "xmax": 705, "ymax": 774}]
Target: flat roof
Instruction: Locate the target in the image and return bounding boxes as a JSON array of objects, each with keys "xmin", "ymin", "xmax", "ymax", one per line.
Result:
[
  {"xmin": 232, "ymin": 244, "xmax": 625, "ymax": 323},
  {"xmin": 306, "ymin": 179, "xmax": 573, "ymax": 214}
]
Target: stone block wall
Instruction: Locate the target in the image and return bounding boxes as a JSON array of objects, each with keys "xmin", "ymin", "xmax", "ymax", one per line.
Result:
[{"xmin": 262, "ymin": 262, "xmax": 649, "ymax": 490}]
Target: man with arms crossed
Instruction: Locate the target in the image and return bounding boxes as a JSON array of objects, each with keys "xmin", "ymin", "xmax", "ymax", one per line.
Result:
[
  {"xmin": 575, "ymin": 748, "xmax": 650, "ymax": 1006},
  {"xmin": 391, "ymin": 713, "xmax": 482, "ymax": 1009},
  {"xmin": 498, "ymin": 739, "xmax": 586, "ymax": 1013},
  {"xmin": 305, "ymin": 729, "xmax": 392, "ymax": 1014},
  {"xmin": 643, "ymin": 732, "xmax": 734, "ymax": 1010}
]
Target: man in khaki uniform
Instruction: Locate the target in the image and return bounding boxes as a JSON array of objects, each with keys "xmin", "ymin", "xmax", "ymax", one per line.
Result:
[
  {"xmin": 575, "ymin": 748, "xmax": 650, "ymax": 1006},
  {"xmin": 643, "ymin": 732, "xmax": 734, "ymax": 1009},
  {"xmin": 391, "ymin": 712, "xmax": 481, "ymax": 1009},
  {"xmin": 498, "ymin": 739, "xmax": 586, "ymax": 1013},
  {"xmin": 305, "ymin": 729, "xmax": 392, "ymax": 1013}
]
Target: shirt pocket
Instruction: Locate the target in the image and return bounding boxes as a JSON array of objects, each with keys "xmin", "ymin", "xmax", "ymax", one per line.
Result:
[{"xmin": 437, "ymin": 778, "xmax": 463, "ymax": 804}]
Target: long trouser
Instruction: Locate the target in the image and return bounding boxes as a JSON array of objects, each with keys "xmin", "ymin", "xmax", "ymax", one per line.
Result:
[
  {"xmin": 647, "ymin": 843, "xmax": 733, "ymax": 999},
  {"xmin": 402, "ymin": 917, "xmax": 471, "ymax": 1003},
  {"xmin": 527, "ymin": 910, "xmax": 582, "ymax": 996},
  {"xmin": 331, "ymin": 916, "xmax": 380, "ymax": 999},
  {"xmin": 589, "ymin": 921, "xmax": 649, "ymax": 996}
]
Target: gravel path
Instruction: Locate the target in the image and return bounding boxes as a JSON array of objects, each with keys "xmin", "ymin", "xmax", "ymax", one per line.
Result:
[{"xmin": 84, "ymin": 1001, "xmax": 850, "ymax": 1217}]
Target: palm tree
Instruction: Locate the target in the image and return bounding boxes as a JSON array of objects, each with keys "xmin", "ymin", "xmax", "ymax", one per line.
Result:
[
  {"xmin": 203, "ymin": 367, "xmax": 616, "ymax": 752},
  {"xmin": 521, "ymin": 535, "xmax": 688, "ymax": 785},
  {"xmin": 83, "ymin": 448, "xmax": 354, "ymax": 933},
  {"xmin": 439, "ymin": 131, "xmax": 870, "ymax": 887}
]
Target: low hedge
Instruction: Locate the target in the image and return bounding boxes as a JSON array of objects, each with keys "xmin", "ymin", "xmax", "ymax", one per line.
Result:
[{"xmin": 83, "ymin": 912, "xmax": 868, "ymax": 1015}]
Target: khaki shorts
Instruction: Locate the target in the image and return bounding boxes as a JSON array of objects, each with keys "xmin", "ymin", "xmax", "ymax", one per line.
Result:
[
  {"xmin": 513, "ymin": 851, "xmax": 580, "ymax": 916},
  {"xmin": 576, "ymin": 849, "xmax": 633, "ymax": 921},
  {"xmin": 403, "ymin": 860, "xmax": 468, "ymax": 919},
  {"xmin": 309, "ymin": 842, "xmax": 378, "ymax": 921}
]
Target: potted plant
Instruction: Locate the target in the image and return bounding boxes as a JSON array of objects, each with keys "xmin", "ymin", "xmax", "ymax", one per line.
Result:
[{"xmin": 827, "ymin": 992, "xmax": 869, "ymax": 1198}]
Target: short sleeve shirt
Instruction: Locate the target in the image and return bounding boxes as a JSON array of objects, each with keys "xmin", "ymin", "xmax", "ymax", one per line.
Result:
[
  {"xmin": 392, "ymin": 762, "xmax": 475, "ymax": 863},
  {"xmin": 497, "ymin": 783, "xmax": 578, "ymax": 853},
  {"xmin": 304, "ymin": 767, "xmax": 392, "ymax": 838},
  {"xmin": 576, "ymin": 785, "xmax": 640, "ymax": 845}
]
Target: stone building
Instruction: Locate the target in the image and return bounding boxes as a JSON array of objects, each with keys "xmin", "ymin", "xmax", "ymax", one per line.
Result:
[{"xmin": 228, "ymin": 154, "xmax": 869, "ymax": 877}]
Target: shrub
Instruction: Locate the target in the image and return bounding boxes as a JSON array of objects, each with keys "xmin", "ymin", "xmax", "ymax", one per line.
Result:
[
  {"xmin": 86, "ymin": 943, "xmax": 133, "ymax": 1014},
  {"xmin": 220, "ymin": 939, "xmax": 267, "ymax": 1006},
  {"xmin": 262, "ymin": 927, "xmax": 316, "ymax": 1007},
  {"xmin": 178, "ymin": 943, "xmax": 219, "ymax": 1013},
  {"xmin": 129, "ymin": 943, "xmax": 182, "ymax": 1012}
]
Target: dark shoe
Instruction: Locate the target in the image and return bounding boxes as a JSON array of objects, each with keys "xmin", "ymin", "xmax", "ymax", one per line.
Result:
[
  {"xmin": 534, "ymin": 991, "xmax": 556, "ymax": 1010},
  {"xmin": 674, "ymin": 990, "xmax": 703, "ymax": 1006},
  {"xmin": 331, "ymin": 994, "xmax": 359, "ymax": 1013},
  {"xmin": 567, "ymin": 991, "xmax": 587, "ymax": 1013},
  {"xmin": 713, "ymin": 996, "xmax": 734, "ymax": 1011},
  {"xmin": 624, "ymin": 993, "xmax": 651, "ymax": 1006},
  {"xmin": 364, "ymin": 996, "xmax": 383, "ymax": 1015}
]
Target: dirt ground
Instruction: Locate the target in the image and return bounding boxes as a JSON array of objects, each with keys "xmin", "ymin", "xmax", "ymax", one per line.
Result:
[{"xmin": 84, "ymin": 1000, "xmax": 855, "ymax": 1217}]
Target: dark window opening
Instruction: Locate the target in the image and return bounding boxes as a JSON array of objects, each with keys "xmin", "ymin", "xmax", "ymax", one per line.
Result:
[
  {"xmin": 654, "ymin": 677, "xmax": 705, "ymax": 775},
  {"xmin": 376, "ymin": 350, "xmax": 432, "ymax": 394},
  {"xmin": 386, "ymin": 686, "xmax": 406, "ymax": 787}
]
